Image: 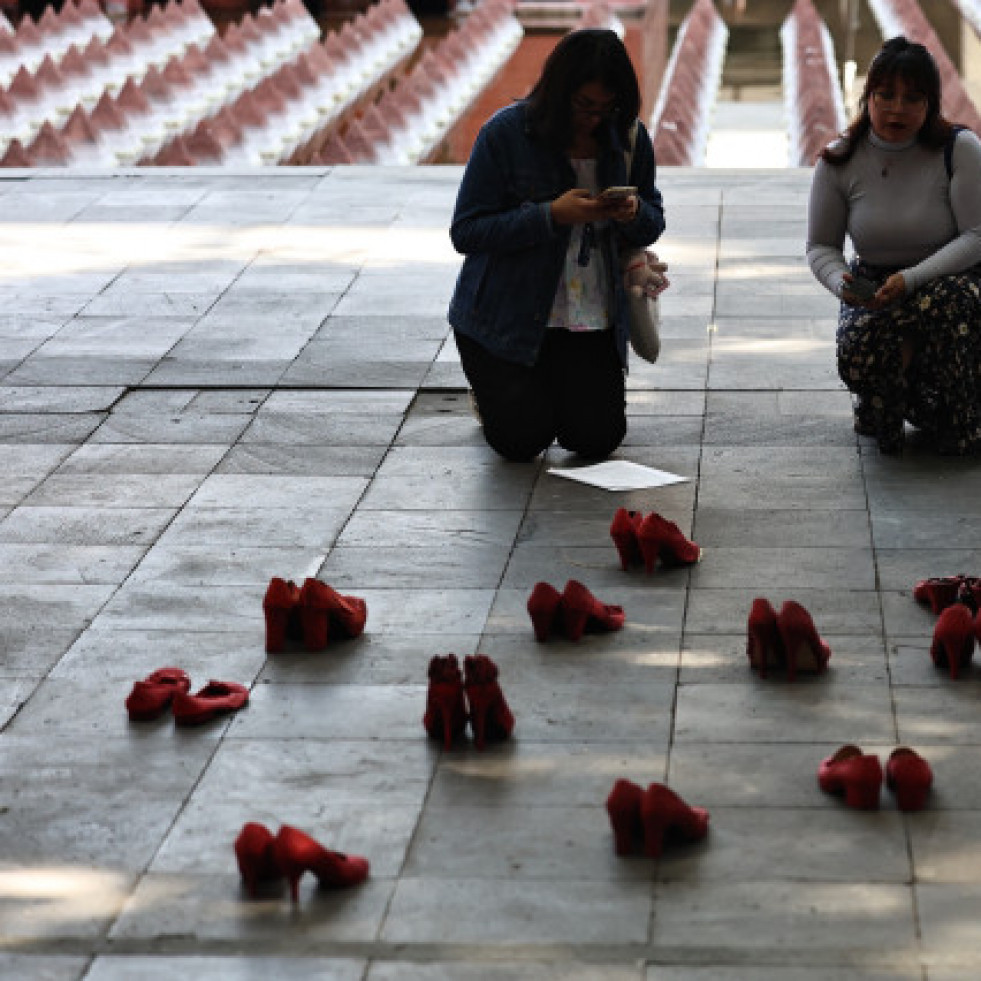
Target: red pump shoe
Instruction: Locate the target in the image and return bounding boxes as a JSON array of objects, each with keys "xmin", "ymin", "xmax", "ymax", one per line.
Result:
[
  {"xmin": 272, "ymin": 824, "xmax": 369, "ymax": 903},
  {"xmin": 776, "ymin": 600, "xmax": 831, "ymax": 681},
  {"xmin": 610, "ymin": 508, "xmax": 645, "ymax": 571},
  {"xmin": 930, "ymin": 603, "xmax": 976, "ymax": 679},
  {"xmin": 885, "ymin": 748, "xmax": 933, "ymax": 812},
  {"xmin": 463, "ymin": 654, "xmax": 514, "ymax": 750},
  {"xmin": 913, "ymin": 575, "xmax": 980, "ymax": 615},
  {"xmin": 125, "ymin": 667, "xmax": 191, "ymax": 721},
  {"xmin": 262, "ymin": 577, "xmax": 302, "ymax": 653},
  {"xmin": 818, "ymin": 745, "xmax": 882, "ymax": 810},
  {"xmin": 234, "ymin": 822, "xmax": 282, "ymax": 898},
  {"xmin": 298, "ymin": 578, "xmax": 367, "ymax": 652},
  {"xmin": 639, "ymin": 783, "xmax": 710, "ymax": 859},
  {"xmin": 423, "ymin": 654, "xmax": 468, "ymax": 749},
  {"xmin": 746, "ymin": 598, "xmax": 784, "ymax": 678},
  {"xmin": 636, "ymin": 513, "xmax": 701, "ymax": 573},
  {"xmin": 605, "ymin": 778, "xmax": 645, "ymax": 856},
  {"xmin": 560, "ymin": 579, "xmax": 625, "ymax": 642},
  {"xmin": 172, "ymin": 680, "xmax": 249, "ymax": 726}
]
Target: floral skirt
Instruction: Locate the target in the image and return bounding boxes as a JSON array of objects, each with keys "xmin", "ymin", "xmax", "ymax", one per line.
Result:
[{"xmin": 837, "ymin": 261, "xmax": 981, "ymax": 454}]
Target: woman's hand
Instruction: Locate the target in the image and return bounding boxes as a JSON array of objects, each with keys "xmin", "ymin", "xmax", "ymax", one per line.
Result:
[
  {"xmin": 551, "ymin": 188, "xmax": 605, "ymax": 226},
  {"xmin": 841, "ymin": 271, "xmax": 906, "ymax": 308},
  {"xmin": 601, "ymin": 193, "xmax": 639, "ymax": 223}
]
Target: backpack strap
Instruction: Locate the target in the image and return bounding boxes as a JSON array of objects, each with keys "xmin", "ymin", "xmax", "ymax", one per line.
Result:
[{"xmin": 945, "ymin": 124, "xmax": 967, "ymax": 180}]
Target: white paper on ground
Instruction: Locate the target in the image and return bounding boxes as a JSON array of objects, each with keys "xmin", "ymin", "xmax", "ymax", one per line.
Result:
[{"xmin": 547, "ymin": 459, "xmax": 689, "ymax": 491}]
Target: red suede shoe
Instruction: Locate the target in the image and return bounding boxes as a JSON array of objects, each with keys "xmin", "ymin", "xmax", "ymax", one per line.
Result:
[
  {"xmin": 639, "ymin": 783, "xmax": 710, "ymax": 858},
  {"xmin": 746, "ymin": 598, "xmax": 783, "ymax": 678},
  {"xmin": 527, "ymin": 581, "xmax": 563, "ymax": 642},
  {"xmin": 423, "ymin": 654, "xmax": 468, "ymax": 749},
  {"xmin": 776, "ymin": 600, "xmax": 831, "ymax": 681},
  {"xmin": 930, "ymin": 604, "xmax": 976, "ymax": 679},
  {"xmin": 885, "ymin": 748, "xmax": 933, "ymax": 812},
  {"xmin": 463, "ymin": 654, "xmax": 514, "ymax": 751},
  {"xmin": 262, "ymin": 577, "xmax": 301, "ymax": 653},
  {"xmin": 818, "ymin": 745, "xmax": 882, "ymax": 810},
  {"xmin": 636, "ymin": 512, "xmax": 701, "ymax": 573},
  {"xmin": 298, "ymin": 579, "xmax": 367, "ymax": 651},
  {"xmin": 273, "ymin": 824, "xmax": 369, "ymax": 903},
  {"xmin": 172, "ymin": 680, "xmax": 249, "ymax": 726},
  {"xmin": 234, "ymin": 822, "xmax": 282, "ymax": 898},
  {"xmin": 913, "ymin": 575, "xmax": 975, "ymax": 615},
  {"xmin": 605, "ymin": 778, "xmax": 645, "ymax": 856},
  {"xmin": 125, "ymin": 667, "xmax": 191, "ymax": 721},
  {"xmin": 610, "ymin": 508, "xmax": 644, "ymax": 571},
  {"xmin": 560, "ymin": 579, "xmax": 625, "ymax": 642}
]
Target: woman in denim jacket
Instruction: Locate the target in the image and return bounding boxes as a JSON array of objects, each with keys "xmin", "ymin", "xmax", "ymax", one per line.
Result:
[{"xmin": 448, "ymin": 29, "xmax": 665, "ymax": 462}]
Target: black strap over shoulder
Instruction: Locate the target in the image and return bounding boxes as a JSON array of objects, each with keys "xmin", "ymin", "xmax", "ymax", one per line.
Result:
[{"xmin": 945, "ymin": 124, "xmax": 968, "ymax": 180}]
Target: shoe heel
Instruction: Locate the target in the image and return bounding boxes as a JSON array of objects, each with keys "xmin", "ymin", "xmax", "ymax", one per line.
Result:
[
  {"xmin": 527, "ymin": 582, "xmax": 562, "ymax": 641},
  {"xmin": 610, "ymin": 508, "xmax": 642, "ymax": 571},
  {"xmin": 844, "ymin": 780, "xmax": 881, "ymax": 810},
  {"xmin": 930, "ymin": 605, "xmax": 975, "ymax": 680},
  {"xmin": 893, "ymin": 783, "xmax": 929, "ymax": 812}
]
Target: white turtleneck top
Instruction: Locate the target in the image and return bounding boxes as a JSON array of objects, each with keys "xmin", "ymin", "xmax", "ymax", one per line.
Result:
[{"xmin": 806, "ymin": 127, "xmax": 981, "ymax": 297}]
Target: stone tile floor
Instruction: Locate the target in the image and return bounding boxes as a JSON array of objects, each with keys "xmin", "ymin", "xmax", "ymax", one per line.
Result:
[{"xmin": 0, "ymin": 165, "xmax": 979, "ymax": 980}]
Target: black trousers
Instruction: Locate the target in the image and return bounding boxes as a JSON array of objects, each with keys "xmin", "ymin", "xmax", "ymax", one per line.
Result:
[{"xmin": 455, "ymin": 329, "xmax": 627, "ymax": 462}]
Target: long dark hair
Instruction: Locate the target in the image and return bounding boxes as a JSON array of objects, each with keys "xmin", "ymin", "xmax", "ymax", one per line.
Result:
[
  {"xmin": 822, "ymin": 36, "xmax": 953, "ymax": 166},
  {"xmin": 525, "ymin": 29, "xmax": 640, "ymax": 150}
]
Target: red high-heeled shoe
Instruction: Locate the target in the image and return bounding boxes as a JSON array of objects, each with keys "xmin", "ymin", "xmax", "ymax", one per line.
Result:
[
  {"xmin": 234, "ymin": 822, "xmax": 282, "ymax": 898},
  {"xmin": 605, "ymin": 778, "xmax": 645, "ymax": 856},
  {"xmin": 297, "ymin": 579, "xmax": 367, "ymax": 651},
  {"xmin": 818, "ymin": 745, "xmax": 882, "ymax": 810},
  {"xmin": 746, "ymin": 598, "xmax": 783, "ymax": 678},
  {"xmin": 639, "ymin": 783, "xmax": 710, "ymax": 859},
  {"xmin": 913, "ymin": 575, "xmax": 976, "ymax": 615},
  {"xmin": 171, "ymin": 680, "xmax": 249, "ymax": 726},
  {"xmin": 610, "ymin": 508, "xmax": 644, "ymax": 571},
  {"xmin": 885, "ymin": 748, "xmax": 933, "ymax": 812},
  {"xmin": 930, "ymin": 604, "xmax": 976, "ymax": 679},
  {"xmin": 262, "ymin": 577, "xmax": 302, "ymax": 653},
  {"xmin": 125, "ymin": 667, "xmax": 191, "ymax": 721},
  {"xmin": 463, "ymin": 654, "xmax": 514, "ymax": 751},
  {"xmin": 636, "ymin": 513, "xmax": 701, "ymax": 573},
  {"xmin": 776, "ymin": 600, "xmax": 831, "ymax": 681},
  {"xmin": 272, "ymin": 824, "xmax": 369, "ymax": 903},
  {"xmin": 423, "ymin": 654, "xmax": 468, "ymax": 749},
  {"xmin": 560, "ymin": 580, "xmax": 625, "ymax": 642},
  {"xmin": 527, "ymin": 582, "xmax": 563, "ymax": 642}
]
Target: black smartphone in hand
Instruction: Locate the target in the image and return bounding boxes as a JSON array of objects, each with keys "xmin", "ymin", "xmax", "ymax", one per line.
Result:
[{"xmin": 846, "ymin": 276, "xmax": 877, "ymax": 301}]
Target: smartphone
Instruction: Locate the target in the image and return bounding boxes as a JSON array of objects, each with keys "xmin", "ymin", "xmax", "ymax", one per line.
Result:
[
  {"xmin": 846, "ymin": 276, "xmax": 877, "ymax": 301},
  {"xmin": 599, "ymin": 186, "xmax": 637, "ymax": 201}
]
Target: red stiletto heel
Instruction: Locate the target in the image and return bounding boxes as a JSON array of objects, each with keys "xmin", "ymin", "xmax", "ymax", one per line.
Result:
[
  {"xmin": 560, "ymin": 579, "xmax": 625, "ymax": 642},
  {"xmin": 746, "ymin": 598, "xmax": 783, "ymax": 678},
  {"xmin": 125, "ymin": 667, "xmax": 191, "ymax": 721},
  {"xmin": 639, "ymin": 783, "xmax": 710, "ymax": 858},
  {"xmin": 776, "ymin": 600, "xmax": 831, "ymax": 681},
  {"xmin": 262, "ymin": 577, "xmax": 301, "ymax": 653},
  {"xmin": 930, "ymin": 604, "xmax": 976, "ymax": 679},
  {"xmin": 463, "ymin": 654, "xmax": 514, "ymax": 750},
  {"xmin": 527, "ymin": 582, "xmax": 563, "ymax": 641},
  {"xmin": 610, "ymin": 508, "xmax": 644, "ymax": 571},
  {"xmin": 605, "ymin": 778, "xmax": 645, "ymax": 856},
  {"xmin": 818, "ymin": 745, "xmax": 882, "ymax": 810},
  {"xmin": 234, "ymin": 822, "xmax": 282, "ymax": 898},
  {"xmin": 171, "ymin": 680, "xmax": 249, "ymax": 726},
  {"xmin": 636, "ymin": 512, "xmax": 701, "ymax": 573},
  {"xmin": 885, "ymin": 748, "xmax": 933, "ymax": 812},
  {"xmin": 423, "ymin": 654, "xmax": 468, "ymax": 749},
  {"xmin": 913, "ymin": 575, "xmax": 976, "ymax": 615},
  {"xmin": 273, "ymin": 824, "xmax": 369, "ymax": 903}
]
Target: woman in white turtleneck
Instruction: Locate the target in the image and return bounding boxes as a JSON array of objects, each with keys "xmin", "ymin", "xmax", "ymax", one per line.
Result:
[{"xmin": 807, "ymin": 37, "xmax": 981, "ymax": 455}]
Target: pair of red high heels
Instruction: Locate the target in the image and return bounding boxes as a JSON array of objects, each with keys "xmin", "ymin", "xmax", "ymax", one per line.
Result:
[
  {"xmin": 605, "ymin": 779, "xmax": 709, "ymax": 859},
  {"xmin": 234, "ymin": 822, "xmax": 369, "ymax": 903},
  {"xmin": 746, "ymin": 598, "xmax": 832, "ymax": 681},
  {"xmin": 527, "ymin": 580, "xmax": 625, "ymax": 642},
  {"xmin": 262, "ymin": 577, "xmax": 367, "ymax": 653},
  {"xmin": 609, "ymin": 508, "xmax": 702, "ymax": 573},
  {"xmin": 125, "ymin": 667, "xmax": 249, "ymax": 726},
  {"xmin": 423, "ymin": 653, "xmax": 514, "ymax": 751},
  {"xmin": 819, "ymin": 745, "xmax": 933, "ymax": 812},
  {"xmin": 930, "ymin": 602, "xmax": 981, "ymax": 679},
  {"xmin": 913, "ymin": 574, "xmax": 981, "ymax": 615}
]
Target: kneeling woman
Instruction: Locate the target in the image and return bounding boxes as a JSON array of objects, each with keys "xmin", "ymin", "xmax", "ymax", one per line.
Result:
[
  {"xmin": 807, "ymin": 37, "xmax": 981, "ymax": 455},
  {"xmin": 448, "ymin": 29, "xmax": 665, "ymax": 462}
]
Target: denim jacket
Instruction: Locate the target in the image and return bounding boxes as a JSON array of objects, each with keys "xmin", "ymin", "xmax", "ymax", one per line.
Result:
[{"xmin": 448, "ymin": 102, "xmax": 665, "ymax": 366}]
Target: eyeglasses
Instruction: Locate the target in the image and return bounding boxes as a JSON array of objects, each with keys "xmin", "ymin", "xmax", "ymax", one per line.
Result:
[
  {"xmin": 571, "ymin": 96, "xmax": 619, "ymax": 119},
  {"xmin": 871, "ymin": 90, "xmax": 927, "ymax": 109}
]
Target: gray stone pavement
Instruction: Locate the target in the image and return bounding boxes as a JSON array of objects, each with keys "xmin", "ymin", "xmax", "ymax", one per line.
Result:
[{"xmin": 1, "ymin": 165, "xmax": 980, "ymax": 980}]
